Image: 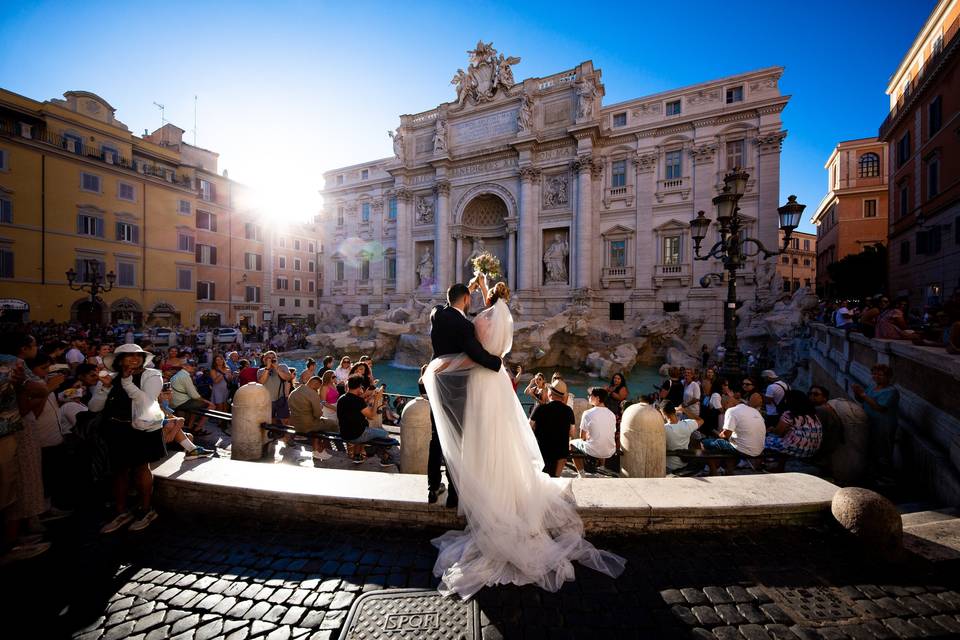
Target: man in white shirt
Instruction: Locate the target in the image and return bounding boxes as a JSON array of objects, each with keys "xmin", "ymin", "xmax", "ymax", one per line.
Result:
[
  {"xmin": 702, "ymin": 395, "xmax": 766, "ymax": 457},
  {"xmin": 64, "ymin": 338, "xmax": 87, "ymax": 374},
  {"xmin": 761, "ymin": 370, "xmax": 790, "ymax": 418},
  {"xmin": 569, "ymin": 387, "xmax": 617, "ymax": 475},
  {"xmin": 663, "ymin": 403, "xmax": 702, "ymax": 473},
  {"xmin": 834, "ymin": 301, "xmax": 850, "ymax": 327}
]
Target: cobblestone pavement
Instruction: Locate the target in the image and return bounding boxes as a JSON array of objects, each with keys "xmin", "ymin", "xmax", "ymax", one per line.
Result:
[{"xmin": 2, "ymin": 512, "xmax": 959, "ymax": 639}]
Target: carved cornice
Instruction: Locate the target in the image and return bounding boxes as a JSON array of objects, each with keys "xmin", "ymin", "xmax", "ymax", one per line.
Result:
[
  {"xmin": 632, "ymin": 151, "xmax": 658, "ymax": 173},
  {"xmin": 519, "ymin": 166, "xmax": 542, "ymax": 182},
  {"xmin": 434, "ymin": 180, "xmax": 451, "ymax": 197},
  {"xmin": 395, "ymin": 187, "xmax": 413, "ymax": 203},
  {"xmin": 571, "ymin": 156, "xmax": 593, "ymax": 174},
  {"xmin": 690, "ymin": 143, "xmax": 718, "ymax": 165},
  {"xmin": 754, "ymin": 130, "xmax": 787, "ymax": 154}
]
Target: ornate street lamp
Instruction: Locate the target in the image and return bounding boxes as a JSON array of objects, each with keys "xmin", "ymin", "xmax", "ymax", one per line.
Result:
[
  {"xmin": 66, "ymin": 260, "xmax": 116, "ymax": 325},
  {"xmin": 689, "ymin": 169, "xmax": 805, "ymax": 382}
]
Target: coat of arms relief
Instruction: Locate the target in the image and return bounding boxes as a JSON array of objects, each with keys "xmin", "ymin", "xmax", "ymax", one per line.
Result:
[{"xmin": 451, "ymin": 40, "xmax": 520, "ymax": 107}]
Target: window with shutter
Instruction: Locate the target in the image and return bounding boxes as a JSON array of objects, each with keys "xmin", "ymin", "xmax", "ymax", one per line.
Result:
[
  {"xmin": 210, "ymin": 245, "xmax": 217, "ymax": 265},
  {"xmin": 0, "ymin": 198, "xmax": 12, "ymax": 224},
  {"xmin": 177, "ymin": 269, "xmax": 192, "ymax": 290},
  {"xmin": 117, "ymin": 262, "xmax": 135, "ymax": 286},
  {"xmin": 0, "ymin": 248, "xmax": 13, "ymax": 278}
]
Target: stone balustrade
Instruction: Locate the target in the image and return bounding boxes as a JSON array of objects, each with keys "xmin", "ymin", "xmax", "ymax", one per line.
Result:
[
  {"xmin": 152, "ymin": 454, "xmax": 838, "ymax": 533},
  {"xmin": 809, "ymin": 323, "xmax": 960, "ymax": 506}
]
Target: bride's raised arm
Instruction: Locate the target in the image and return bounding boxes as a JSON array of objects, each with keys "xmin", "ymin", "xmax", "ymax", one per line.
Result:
[{"xmin": 471, "ymin": 273, "xmax": 490, "ymax": 305}]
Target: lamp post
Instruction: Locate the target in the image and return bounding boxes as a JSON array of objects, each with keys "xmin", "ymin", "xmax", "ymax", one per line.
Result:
[
  {"xmin": 689, "ymin": 169, "xmax": 805, "ymax": 382},
  {"xmin": 66, "ymin": 260, "xmax": 116, "ymax": 325}
]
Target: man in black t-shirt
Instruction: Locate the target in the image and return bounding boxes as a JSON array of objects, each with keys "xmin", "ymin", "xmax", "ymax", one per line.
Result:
[
  {"xmin": 659, "ymin": 367, "xmax": 684, "ymax": 407},
  {"xmin": 529, "ymin": 380, "xmax": 576, "ymax": 477},
  {"xmin": 336, "ymin": 375, "xmax": 398, "ymax": 466}
]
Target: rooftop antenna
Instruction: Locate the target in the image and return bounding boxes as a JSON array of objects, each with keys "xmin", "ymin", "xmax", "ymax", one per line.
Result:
[
  {"xmin": 152, "ymin": 101, "xmax": 166, "ymax": 141},
  {"xmin": 192, "ymin": 95, "xmax": 198, "ymax": 146}
]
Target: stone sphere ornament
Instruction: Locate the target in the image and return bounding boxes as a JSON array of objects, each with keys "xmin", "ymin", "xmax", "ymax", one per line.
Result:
[{"xmin": 831, "ymin": 487, "xmax": 903, "ymax": 561}]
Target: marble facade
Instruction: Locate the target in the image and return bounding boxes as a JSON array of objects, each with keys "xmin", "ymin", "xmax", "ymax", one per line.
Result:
[{"xmin": 319, "ymin": 42, "xmax": 788, "ymax": 342}]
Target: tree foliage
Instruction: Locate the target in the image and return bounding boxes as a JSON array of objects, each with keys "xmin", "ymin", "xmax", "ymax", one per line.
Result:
[{"xmin": 826, "ymin": 243, "xmax": 887, "ymax": 299}]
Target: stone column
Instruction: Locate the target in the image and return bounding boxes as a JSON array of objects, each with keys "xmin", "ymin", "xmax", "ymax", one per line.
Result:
[
  {"xmin": 574, "ymin": 157, "xmax": 594, "ymax": 290},
  {"xmin": 395, "ymin": 188, "xmax": 414, "ymax": 294},
  {"xmin": 507, "ymin": 227, "xmax": 517, "ymax": 290},
  {"xmin": 619, "ymin": 403, "xmax": 666, "ymax": 478},
  {"xmin": 399, "ymin": 397, "xmax": 431, "ymax": 474},
  {"xmin": 518, "ymin": 167, "xmax": 540, "ymax": 291},
  {"xmin": 434, "ymin": 181, "xmax": 451, "ymax": 291},
  {"xmin": 454, "ymin": 235, "xmax": 463, "ymax": 284},
  {"xmin": 231, "ymin": 383, "xmax": 271, "ymax": 461}
]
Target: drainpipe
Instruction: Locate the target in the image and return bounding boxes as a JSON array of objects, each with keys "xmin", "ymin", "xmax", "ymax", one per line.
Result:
[{"xmin": 41, "ymin": 154, "xmax": 45, "ymax": 284}]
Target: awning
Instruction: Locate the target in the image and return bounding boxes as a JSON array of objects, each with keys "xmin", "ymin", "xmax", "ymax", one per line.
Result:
[{"xmin": 0, "ymin": 299, "xmax": 29, "ymax": 311}]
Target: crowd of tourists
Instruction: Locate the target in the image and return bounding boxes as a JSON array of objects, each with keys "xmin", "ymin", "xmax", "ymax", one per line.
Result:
[
  {"xmin": 818, "ymin": 290, "xmax": 960, "ymax": 352},
  {"xmin": 0, "ymin": 319, "xmax": 407, "ymax": 566},
  {"xmin": 656, "ymin": 363, "xmax": 899, "ymax": 480}
]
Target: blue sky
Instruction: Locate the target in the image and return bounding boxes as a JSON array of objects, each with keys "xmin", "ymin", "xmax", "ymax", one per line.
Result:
[{"xmin": 0, "ymin": 0, "xmax": 935, "ymax": 231}]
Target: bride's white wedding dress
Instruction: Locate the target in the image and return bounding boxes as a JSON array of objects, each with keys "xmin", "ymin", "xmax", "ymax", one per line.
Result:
[{"xmin": 422, "ymin": 299, "xmax": 625, "ymax": 599}]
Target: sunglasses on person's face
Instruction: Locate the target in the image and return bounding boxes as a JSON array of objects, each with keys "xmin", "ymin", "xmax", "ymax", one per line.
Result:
[{"xmin": 742, "ymin": 382, "xmax": 754, "ymax": 388}]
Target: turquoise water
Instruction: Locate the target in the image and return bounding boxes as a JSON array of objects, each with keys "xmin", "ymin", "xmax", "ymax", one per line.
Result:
[{"xmin": 280, "ymin": 358, "xmax": 662, "ymax": 402}]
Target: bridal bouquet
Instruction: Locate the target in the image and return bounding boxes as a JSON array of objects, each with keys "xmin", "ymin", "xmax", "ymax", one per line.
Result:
[{"xmin": 472, "ymin": 251, "xmax": 502, "ymax": 280}]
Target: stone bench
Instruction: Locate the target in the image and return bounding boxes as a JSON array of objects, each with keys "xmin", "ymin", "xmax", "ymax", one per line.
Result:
[{"xmin": 152, "ymin": 454, "xmax": 839, "ymax": 534}]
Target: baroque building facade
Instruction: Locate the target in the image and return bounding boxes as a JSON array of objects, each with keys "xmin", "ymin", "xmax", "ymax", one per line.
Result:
[
  {"xmin": 319, "ymin": 43, "xmax": 788, "ymax": 341},
  {"xmin": 0, "ymin": 88, "xmax": 321, "ymax": 327}
]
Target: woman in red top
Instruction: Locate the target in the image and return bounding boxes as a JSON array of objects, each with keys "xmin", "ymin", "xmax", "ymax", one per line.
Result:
[{"xmin": 237, "ymin": 358, "xmax": 259, "ymax": 386}]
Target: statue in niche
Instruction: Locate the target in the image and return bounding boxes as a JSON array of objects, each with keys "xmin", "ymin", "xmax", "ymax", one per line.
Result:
[
  {"xmin": 517, "ymin": 93, "xmax": 533, "ymax": 133},
  {"xmin": 416, "ymin": 247, "xmax": 434, "ymax": 287},
  {"xmin": 416, "ymin": 198, "xmax": 435, "ymax": 225},
  {"xmin": 543, "ymin": 174, "xmax": 569, "ymax": 207},
  {"xmin": 433, "ymin": 119, "xmax": 448, "ymax": 153},
  {"xmin": 388, "ymin": 127, "xmax": 404, "ymax": 162},
  {"xmin": 465, "ymin": 237, "xmax": 487, "ymax": 269},
  {"xmin": 576, "ymin": 77, "xmax": 597, "ymax": 120},
  {"xmin": 543, "ymin": 233, "xmax": 569, "ymax": 284}
]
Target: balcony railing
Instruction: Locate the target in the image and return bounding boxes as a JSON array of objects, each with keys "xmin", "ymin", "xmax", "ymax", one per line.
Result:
[
  {"xmin": 656, "ymin": 177, "xmax": 691, "ymax": 202},
  {"xmin": 0, "ymin": 118, "xmax": 194, "ymax": 188},
  {"xmin": 601, "ymin": 266, "xmax": 634, "ymax": 289},
  {"xmin": 653, "ymin": 263, "xmax": 691, "ymax": 287},
  {"xmin": 603, "ymin": 183, "xmax": 635, "ymax": 208},
  {"xmin": 879, "ymin": 15, "xmax": 959, "ymax": 139}
]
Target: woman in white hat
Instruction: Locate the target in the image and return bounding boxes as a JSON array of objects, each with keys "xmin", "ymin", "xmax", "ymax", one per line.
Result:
[{"xmin": 88, "ymin": 344, "xmax": 165, "ymax": 534}]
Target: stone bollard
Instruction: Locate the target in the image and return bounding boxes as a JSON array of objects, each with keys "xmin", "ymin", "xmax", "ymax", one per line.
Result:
[
  {"xmin": 399, "ymin": 397, "xmax": 431, "ymax": 475},
  {"xmin": 231, "ymin": 383, "xmax": 271, "ymax": 461},
  {"xmin": 828, "ymin": 399, "xmax": 869, "ymax": 486},
  {"xmin": 831, "ymin": 487, "xmax": 903, "ymax": 561},
  {"xmin": 572, "ymin": 398, "xmax": 590, "ymax": 429},
  {"xmin": 619, "ymin": 403, "xmax": 665, "ymax": 477}
]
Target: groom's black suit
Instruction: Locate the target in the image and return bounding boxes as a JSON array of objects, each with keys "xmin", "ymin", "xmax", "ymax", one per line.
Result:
[{"xmin": 427, "ymin": 304, "xmax": 502, "ymax": 506}]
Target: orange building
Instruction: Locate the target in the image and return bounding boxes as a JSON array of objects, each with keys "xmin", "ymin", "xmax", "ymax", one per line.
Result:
[
  {"xmin": 879, "ymin": 0, "xmax": 960, "ymax": 307},
  {"xmin": 811, "ymin": 138, "xmax": 889, "ymax": 298}
]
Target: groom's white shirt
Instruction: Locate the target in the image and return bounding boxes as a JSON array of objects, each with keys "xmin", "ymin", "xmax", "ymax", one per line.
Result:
[{"xmin": 453, "ymin": 306, "xmax": 467, "ymax": 319}]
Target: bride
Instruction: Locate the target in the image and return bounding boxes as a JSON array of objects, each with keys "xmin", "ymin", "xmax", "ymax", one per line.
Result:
[{"xmin": 422, "ymin": 275, "xmax": 625, "ymax": 599}]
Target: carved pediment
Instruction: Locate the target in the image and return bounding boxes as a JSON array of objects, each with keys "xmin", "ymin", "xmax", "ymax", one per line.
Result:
[
  {"xmin": 601, "ymin": 224, "xmax": 635, "ymax": 239},
  {"xmin": 653, "ymin": 218, "xmax": 691, "ymax": 232}
]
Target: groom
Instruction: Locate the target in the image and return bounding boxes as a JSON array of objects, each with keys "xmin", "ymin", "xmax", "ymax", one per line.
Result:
[{"xmin": 427, "ymin": 282, "xmax": 502, "ymax": 507}]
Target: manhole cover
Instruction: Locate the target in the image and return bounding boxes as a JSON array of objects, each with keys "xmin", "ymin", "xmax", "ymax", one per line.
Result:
[
  {"xmin": 765, "ymin": 585, "xmax": 864, "ymax": 625},
  {"xmin": 339, "ymin": 588, "xmax": 479, "ymax": 639}
]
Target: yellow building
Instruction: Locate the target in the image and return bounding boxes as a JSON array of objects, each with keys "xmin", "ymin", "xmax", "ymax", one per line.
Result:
[{"xmin": 0, "ymin": 88, "xmax": 265, "ymax": 327}]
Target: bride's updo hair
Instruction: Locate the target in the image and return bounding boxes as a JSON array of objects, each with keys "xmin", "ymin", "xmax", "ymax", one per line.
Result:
[{"xmin": 487, "ymin": 281, "xmax": 510, "ymax": 306}]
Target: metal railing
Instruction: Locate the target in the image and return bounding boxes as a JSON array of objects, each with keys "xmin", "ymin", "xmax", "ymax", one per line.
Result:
[
  {"xmin": 879, "ymin": 15, "xmax": 959, "ymax": 139},
  {"xmin": 0, "ymin": 118, "xmax": 195, "ymax": 188}
]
